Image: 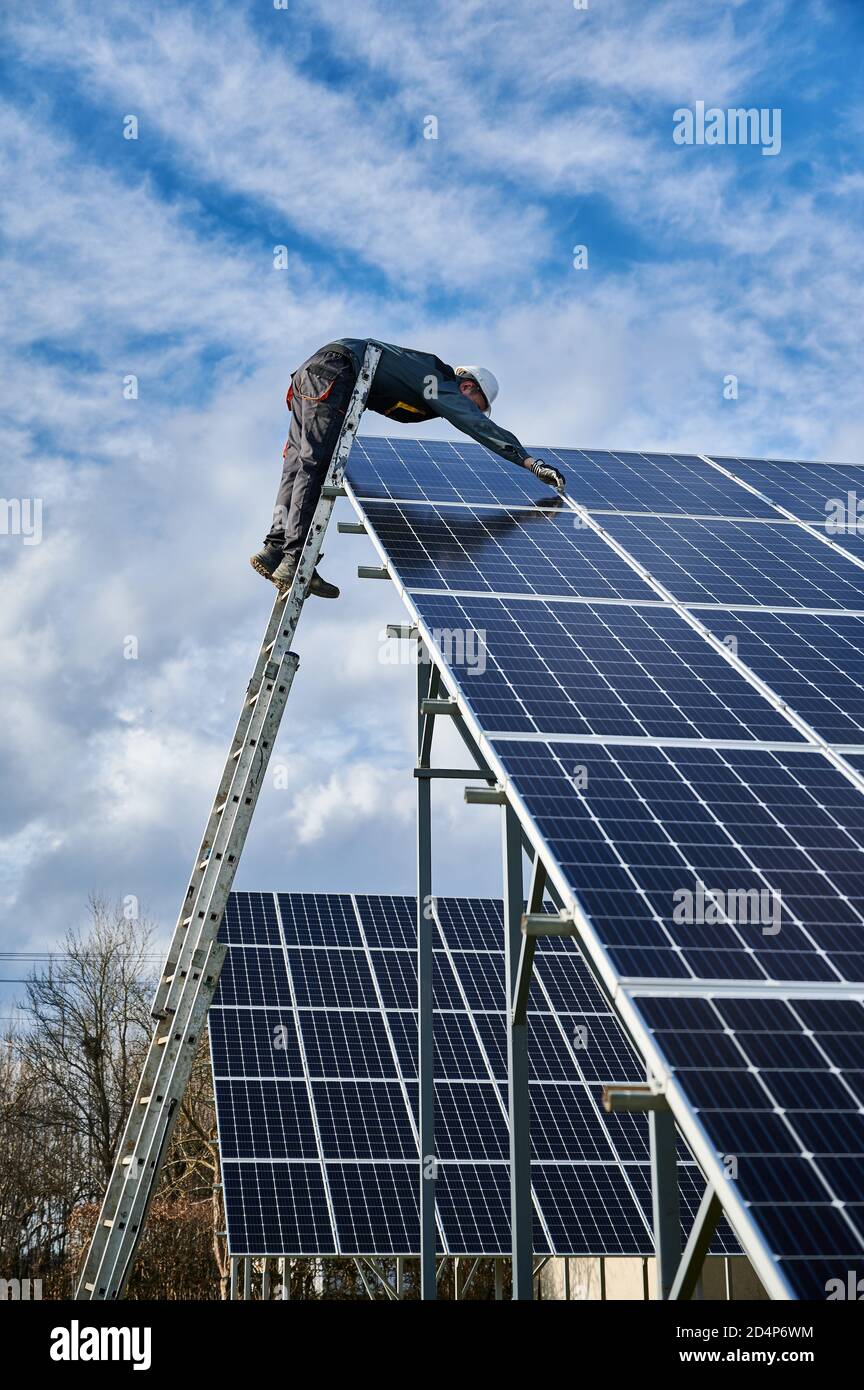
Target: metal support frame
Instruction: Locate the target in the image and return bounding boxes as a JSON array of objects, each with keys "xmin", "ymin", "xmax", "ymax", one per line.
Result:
[
  {"xmin": 503, "ymin": 805, "xmax": 533, "ymax": 1300},
  {"xmin": 416, "ymin": 651, "xmax": 437, "ymax": 1301},
  {"xmin": 76, "ymin": 344, "xmax": 382, "ymax": 1300},
  {"xmin": 354, "ymin": 1259, "xmax": 377, "ymax": 1300},
  {"xmin": 605, "ymin": 1083, "xmax": 723, "ymax": 1302},
  {"xmin": 668, "ymin": 1186, "xmax": 723, "ymax": 1302},
  {"xmin": 649, "ymin": 1101, "xmax": 682, "ymax": 1300}
]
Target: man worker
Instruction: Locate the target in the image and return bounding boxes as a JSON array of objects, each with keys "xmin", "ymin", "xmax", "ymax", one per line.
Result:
[{"xmin": 251, "ymin": 338, "xmax": 567, "ymax": 598}]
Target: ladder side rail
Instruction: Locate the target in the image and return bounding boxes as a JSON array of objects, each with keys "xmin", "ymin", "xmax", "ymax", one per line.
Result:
[
  {"xmin": 77, "ymin": 650, "xmax": 300, "ymax": 1296},
  {"xmin": 95, "ymin": 657, "xmax": 299, "ymax": 1297},
  {"xmin": 149, "ymin": 600, "xmax": 292, "ymax": 1019},
  {"xmin": 76, "ymin": 344, "xmax": 380, "ymax": 1298},
  {"xmin": 152, "ymin": 344, "xmax": 381, "ymax": 1027}
]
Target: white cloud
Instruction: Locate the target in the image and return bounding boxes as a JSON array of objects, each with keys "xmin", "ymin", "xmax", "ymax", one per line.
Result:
[{"xmin": 1, "ymin": 0, "xmax": 863, "ymax": 979}]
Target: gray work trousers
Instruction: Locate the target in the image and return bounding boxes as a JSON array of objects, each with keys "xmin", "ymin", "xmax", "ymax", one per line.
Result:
[{"xmin": 264, "ymin": 344, "xmax": 358, "ymax": 557}]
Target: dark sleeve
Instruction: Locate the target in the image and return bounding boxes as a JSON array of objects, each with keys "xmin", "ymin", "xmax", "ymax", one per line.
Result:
[{"xmin": 428, "ymin": 379, "xmax": 530, "ymax": 467}]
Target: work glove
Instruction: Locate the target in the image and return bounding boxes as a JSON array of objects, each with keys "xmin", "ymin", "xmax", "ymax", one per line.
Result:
[{"xmin": 527, "ymin": 457, "xmax": 566, "ymax": 492}]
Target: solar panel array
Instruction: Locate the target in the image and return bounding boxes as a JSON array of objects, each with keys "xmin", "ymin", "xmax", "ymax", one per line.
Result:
[
  {"xmin": 346, "ymin": 437, "xmax": 864, "ymax": 1298},
  {"xmin": 209, "ymin": 892, "xmax": 736, "ymax": 1258}
]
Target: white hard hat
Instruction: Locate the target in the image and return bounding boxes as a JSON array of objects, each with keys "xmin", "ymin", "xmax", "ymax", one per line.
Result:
[{"xmin": 455, "ymin": 364, "xmax": 499, "ymax": 416}]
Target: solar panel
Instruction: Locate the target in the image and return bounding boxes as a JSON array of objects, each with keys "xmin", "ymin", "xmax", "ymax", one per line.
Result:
[
  {"xmin": 344, "ymin": 437, "xmax": 864, "ymax": 1294},
  {"xmin": 211, "ymin": 893, "xmax": 738, "ymax": 1257},
  {"xmin": 360, "ymin": 500, "xmax": 657, "ymax": 601},
  {"xmin": 707, "ymin": 455, "xmax": 864, "ymax": 524},
  {"xmin": 408, "ymin": 592, "xmax": 804, "ymax": 742},
  {"xmin": 350, "ymin": 439, "xmax": 782, "ymax": 517},
  {"xmin": 349, "ymin": 437, "xmax": 561, "ymax": 507},
  {"xmin": 542, "ymin": 449, "xmax": 779, "ymax": 518},
  {"xmin": 491, "ymin": 739, "xmax": 864, "ymax": 984},
  {"xmin": 629, "ymin": 990, "xmax": 864, "ymax": 1298},
  {"xmin": 696, "ymin": 609, "xmax": 864, "ymax": 745},
  {"xmin": 596, "ymin": 515, "xmax": 864, "ymax": 610}
]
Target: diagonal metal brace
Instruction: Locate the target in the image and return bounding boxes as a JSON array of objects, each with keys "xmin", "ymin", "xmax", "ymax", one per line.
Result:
[{"xmin": 668, "ymin": 1186, "xmax": 723, "ymax": 1302}]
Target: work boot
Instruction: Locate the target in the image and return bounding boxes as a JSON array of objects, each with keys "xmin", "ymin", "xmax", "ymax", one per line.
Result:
[
  {"xmin": 271, "ymin": 555, "xmax": 298, "ymax": 595},
  {"xmin": 308, "ymin": 569, "xmax": 340, "ymax": 600},
  {"xmin": 249, "ymin": 545, "xmax": 283, "ymax": 580}
]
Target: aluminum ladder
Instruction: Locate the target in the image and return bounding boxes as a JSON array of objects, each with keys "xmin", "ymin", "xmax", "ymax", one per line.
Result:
[{"xmin": 75, "ymin": 343, "xmax": 382, "ymax": 1299}]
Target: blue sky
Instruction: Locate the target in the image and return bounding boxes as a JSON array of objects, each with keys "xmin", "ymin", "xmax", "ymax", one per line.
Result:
[{"xmin": 1, "ymin": 0, "xmax": 863, "ymax": 1014}]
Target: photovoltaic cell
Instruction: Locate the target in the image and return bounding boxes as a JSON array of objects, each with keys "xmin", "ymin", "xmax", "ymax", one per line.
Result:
[
  {"xmin": 328, "ymin": 1163, "xmax": 418, "ymax": 1255},
  {"xmin": 287, "ymin": 948, "xmax": 378, "ymax": 1009},
  {"xmin": 214, "ymin": 1080, "xmax": 318, "ymax": 1159},
  {"xmin": 298, "ymin": 1010, "xmax": 398, "ymax": 1080},
  {"xmin": 221, "ymin": 1162, "xmax": 336, "ymax": 1256},
  {"xmin": 216, "ymin": 947, "xmax": 292, "ymax": 1007},
  {"xmin": 814, "ymin": 525, "xmax": 864, "ymax": 571},
  {"xmin": 277, "ymin": 893, "xmax": 362, "ymax": 946},
  {"xmin": 411, "ymin": 592, "xmax": 802, "ymax": 742},
  {"xmin": 219, "ymin": 891, "xmax": 281, "ymax": 945},
  {"xmin": 209, "ymin": 1008, "xmax": 303, "ymax": 1078},
  {"xmin": 312, "ymin": 1080, "xmax": 416, "ymax": 1159}
]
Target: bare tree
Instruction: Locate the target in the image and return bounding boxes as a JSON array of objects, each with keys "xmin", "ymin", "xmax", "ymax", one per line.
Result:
[{"xmin": 18, "ymin": 895, "xmax": 155, "ymax": 1194}]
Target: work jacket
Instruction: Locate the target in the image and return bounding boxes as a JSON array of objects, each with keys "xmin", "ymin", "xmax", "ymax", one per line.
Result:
[{"xmin": 333, "ymin": 338, "xmax": 529, "ymax": 469}]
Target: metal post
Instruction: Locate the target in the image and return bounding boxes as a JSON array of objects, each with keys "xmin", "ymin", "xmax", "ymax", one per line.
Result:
[
  {"xmin": 494, "ymin": 1258, "xmax": 504, "ymax": 1301},
  {"xmin": 229, "ymin": 1257, "xmax": 238, "ymax": 1301},
  {"xmin": 564, "ymin": 1257, "xmax": 570, "ymax": 1301},
  {"xmin": 243, "ymin": 1257, "xmax": 251, "ymax": 1302},
  {"xmin": 417, "ymin": 653, "xmax": 437, "ymax": 1301},
  {"xmin": 280, "ymin": 1257, "xmax": 291, "ymax": 1300},
  {"xmin": 649, "ymin": 1097, "xmax": 682, "ymax": 1299},
  {"xmin": 261, "ymin": 1258, "xmax": 270, "ymax": 1301},
  {"xmin": 599, "ymin": 1256, "xmax": 606, "ymax": 1301},
  {"xmin": 396, "ymin": 1256, "xmax": 405, "ymax": 1300},
  {"xmin": 502, "ymin": 804, "xmax": 532, "ymax": 1300}
]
